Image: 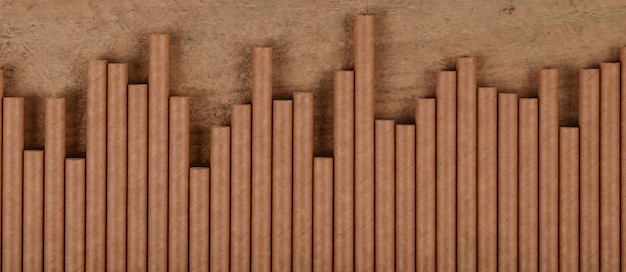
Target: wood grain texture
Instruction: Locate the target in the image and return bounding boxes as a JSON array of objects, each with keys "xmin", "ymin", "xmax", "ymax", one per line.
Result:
[
  {"xmin": 559, "ymin": 128, "xmax": 579, "ymax": 271},
  {"xmin": 293, "ymin": 92, "xmax": 313, "ymax": 272},
  {"xmin": 395, "ymin": 124, "xmax": 415, "ymax": 272},
  {"xmin": 190, "ymin": 167, "xmax": 210, "ymax": 272},
  {"xmin": 65, "ymin": 158, "xmax": 85, "ymax": 272},
  {"xmin": 211, "ymin": 126, "xmax": 231, "ymax": 272},
  {"xmin": 313, "ymin": 157, "xmax": 333, "ymax": 272},
  {"xmin": 374, "ymin": 120, "xmax": 395, "ymax": 272}
]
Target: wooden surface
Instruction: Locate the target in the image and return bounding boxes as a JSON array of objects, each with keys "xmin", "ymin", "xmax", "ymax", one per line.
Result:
[{"xmin": 1, "ymin": 0, "xmax": 625, "ymax": 162}]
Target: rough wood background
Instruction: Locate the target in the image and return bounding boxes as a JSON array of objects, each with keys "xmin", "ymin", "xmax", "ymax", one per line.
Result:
[{"xmin": 1, "ymin": 0, "xmax": 625, "ymax": 165}]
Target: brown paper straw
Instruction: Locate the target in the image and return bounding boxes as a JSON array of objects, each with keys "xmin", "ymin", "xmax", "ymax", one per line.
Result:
[
  {"xmin": 354, "ymin": 14, "xmax": 375, "ymax": 272},
  {"xmin": 23, "ymin": 150, "xmax": 44, "ymax": 271},
  {"xmin": 395, "ymin": 124, "xmax": 415, "ymax": 272},
  {"xmin": 477, "ymin": 87, "xmax": 497, "ymax": 272},
  {"xmin": 127, "ymin": 84, "xmax": 148, "ymax": 271},
  {"xmin": 416, "ymin": 98, "xmax": 436, "ymax": 272},
  {"xmin": 2, "ymin": 97, "xmax": 23, "ymax": 270},
  {"xmin": 44, "ymin": 97, "xmax": 65, "ymax": 271},
  {"xmin": 600, "ymin": 63, "xmax": 620, "ymax": 270},
  {"xmin": 211, "ymin": 126, "xmax": 231, "ymax": 271},
  {"xmin": 148, "ymin": 33, "xmax": 170, "ymax": 272},
  {"xmin": 251, "ymin": 47, "xmax": 272, "ymax": 272},
  {"xmin": 436, "ymin": 71, "xmax": 456, "ymax": 271},
  {"xmin": 168, "ymin": 97, "xmax": 190, "ymax": 271},
  {"xmin": 272, "ymin": 100, "xmax": 293, "ymax": 271},
  {"xmin": 497, "ymin": 93, "xmax": 518, "ymax": 271},
  {"xmin": 559, "ymin": 127, "xmax": 579, "ymax": 271},
  {"xmin": 106, "ymin": 63, "xmax": 128, "ymax": 271},
  {"xmin": 313, "ymin": 157, "xmax": 333, "ymax": 272},
  {"xmin": 518, "ymin": 98, "xmax": 539, "ymax": 271},
  {"xmin": 333, "ymin": 70, "xmax": 355, "ymax": 272},
  {"xmin": 65, "ymin": 158, "xmax": 86, "ymax": 271},
  {"xmin": 456, "ymin": 57, "xmax": 477, "ymax": 272},
  {"xmin": 86, "ymin": 60, "xmax": 107, "ymax": 272},
  {"xmin": 230, "ymin": 104, "xmax": 252, "ymax": 272},
  {"xmin": 374, "ymin": 120, "xmax": 395, "ymax": 271},
  {"xmin": 190, "ymin": 167, "xmax": 210, "ymax": 272},
  {"xmin": 293, "ymin": 92, "xmax": 313, "ymax": 271},
  {"xmin": 620, "ymin": 48, "xmax": 626, "ymax": 269},
  {"xmin": 538, "ymin": 69, "xmax": 559, "ymax": 271},
  {"xmin": 579, "ymin": 68, "xmax": 600, "ymax": 272}
]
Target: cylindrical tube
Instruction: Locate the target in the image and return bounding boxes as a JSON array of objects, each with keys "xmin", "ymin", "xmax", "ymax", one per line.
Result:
[
  {"xmin": 190, "ymin": 167, "xmax": 210, "ymax": 272},
  {"xmin": 293, "ymin": 92, "xmax": 313, "ymax": 272},
  {"xmin": 86, "ymin": 59, "xmax": 107, "ymax": 272},
  {"xmin": 65, "ymin": 158, "xmax": 86, "ymax": 272},
  {"xmin": 168, "ymin": 97, "xmax": 190, "ymax": 271},
  {"xmin": 2, "ymin": 97, "xmax": 23, "ymax": 271},
  {"xmin": 127, "ymin": 84, "xmax": 148, "ymax": 271},
  {"xmin": 313, "ymin": 157, "xmax": 333, "ymax": 272},
  {"xmin": 538, "ymin": 69, "xmax": 559, "ymax": 272},
  {"xmin": 148, "ymin": 34, "xmax": 170, "ymax": 272},
  {"xmin": 211, "ymin": 126, "xmax": 231, "ymax": 271},
  {"xmin": 106, "ymin": 63, "xmax": 128, "ymax": 271},
  {"xmin": 333, "ymin": 70, "xmax": 354, "ymax": 272},
  {"xmin": 436, "ymin": 71, "xmax": 456, "ymax": 271},
  {"xmin": 415, "ymin": 98, "xmax": 436, "ymax": 272},
  {"xmin": 455, "ymin": 57, "xmax": 477, "ymax": 272},
  {"xmin": 579, "ymin": 68, "xmax": 600, "ymax": 272},
  {"xmin": 395, "ymin": 124, "xmax": 415, "ymax": 272},
  {"xmin": 230, "ymin": 104, "xmax": 252, "ymax": 272},
  {"xmin": 559, "ymin": 128, "xmax": 579, "ymax": 271},
  {"xmin": 477, "ymin": 87, "xmax": 497, "ymax": 272},
  {"xmin": 44, "ymin": 97, "xmax": 65, "ymax": 271},
  {"xmin": 23, "ymin": 150, "xmax": 44, "ymax": 271},
  {"xmin": 354, "ymin": 14, "xmax": 375, "ymax": 271},
  {"xmin": 497, "ymin": 93, "xmax": 518, "ymax": 271},
  {"xmin": 600, "ymin": 63, "xmax": 620, "ymax": 270},
  {"xmin": 251, "ymin": 47, "xmax": 273, "ymax": 272},
  {"xmin": 272, "ymin": 100, "xmax": 293, "ymax": 271},
  {"xmin": 518, "ymin": 98, "xmax": 539, "ymax": 271},
  {"xmin": 375, "ymin": 120, "xmax": 395, "ymax": 271}
]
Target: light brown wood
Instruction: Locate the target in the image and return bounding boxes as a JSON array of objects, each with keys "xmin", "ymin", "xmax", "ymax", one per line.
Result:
[
  {"xmin": 559, "ymin": 127, "xmax": 579, "ymax": 271},
  {"xmin": 272, "ymin": 100, "xmax": 293, "ymax": 271},
  {"xmin": 375, "ymin": 120, "xmax": 395, "ymax": 271},
  {"xmin": 395, "ymin": 124, "xmax": 415, "ymax": 272},
  {"xmin": 436, "ymin": 71, "xmax": 456, "ymax": 271},
  {"xmin": 65, "ymin": 158, "xmax": 86, "ymax": 272},
  {"xmin": 600, "ymin": 62, "xmax": 620, "ymax": 270},
  {"xmin": 477, "ymin": 87, "xmax": 497, "ymax": 272},
  {"xmin": 106, "ymin": 63, "xmax": 128, "ymax": 271},
  {"xmin": 251, "ymin": 47, "xmax": 273, "ymax": 272},
  {"xmin": 497, "ymin": 93, "xmax": 518, "ymax": 272},
  {"xmin": 313, "ymin": 157, "xmax": 333, "ymax": 272},
  {"xmin": 44, "ymin": 97, "xmax": 65, "ymax": 271},
  {"xmin": 416, "ymin": 98, "xmax": 436, "ymax": 272},
  {"xmin": 354, "ymin": 14, "xmax": 375, "ymax": 272},
  {"xmin": 518, "ymin": 98, "xmax": 538, "ymax": 271},
  {"xmin": 86, "ymin": 59, "xmax": 107, "ymax": 272},
  {"xmin": 23, "ymin": 150, "xmax": 44, "ymax": 272},
  {"xmin": 333, "ymin": 70, "xmax": 354, "ymax": 272},
  {"xmin": 579, "ymin": 68, "xmax": 600, "ymax": 272},
  {"xmin": 127, "ymin": 84, "xmax": 148, "ymax": 271},
  {"xmin": 293, "ymin": 93, "xmax": 313, "ymax": 272},
  {"xmin": 189, "ymin": 167, "xmax": 210, "ymax": 272},
  {"xmin": 456, "ymin": 57, "xmax": 477, "ymax": 272},
  {"xmin": 620, "ymin": 48, "xmax": 626, "ymax": 270},
  {"xmin": 538, "ymin": 69, "xmax": 559, "ymax": 272},
  {"xmin": 211, "ymin": 126, "xmax": 231, "ymax": 271},
  {"xmin": 230, "ymin": 104, "xmax": 252, "ymax": 272},
  {"xmin": 168, "ymin": 96, "xmax": 190, "ymax": 271},
  {"xmin": 148, "ymin": 33, "xmax": 170, "ymax": 272},
  {"xmin": 2, "ymin": 97, "xmax": 23, "ymax": 271}
]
